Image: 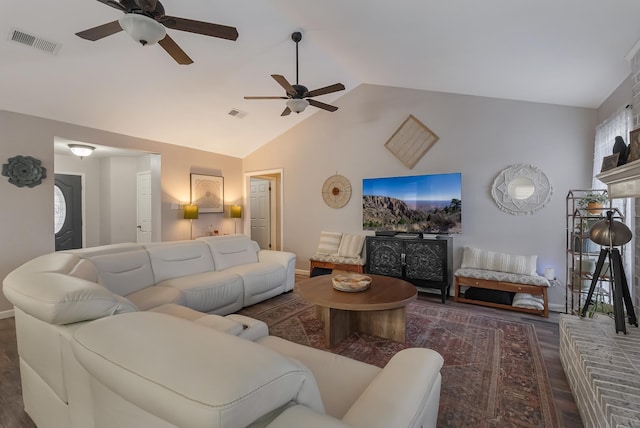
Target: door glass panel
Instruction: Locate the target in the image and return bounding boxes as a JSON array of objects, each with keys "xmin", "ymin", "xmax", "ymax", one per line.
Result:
[{"xmin": 54, "ymin": 185, "xmax": 66, "ymax": 234}]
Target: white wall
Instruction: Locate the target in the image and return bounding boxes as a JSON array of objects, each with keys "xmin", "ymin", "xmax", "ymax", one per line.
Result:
[
  {"xmin": 244, "ymin": 84, "xmax": 598, "ymax": 311},
  {"xmin": 0, "ymin": 109, "xmax": 242, "ymax": 313},
  {"xmin": 103, "ymin": 157, "xmax": 138, "ymax": 243}
]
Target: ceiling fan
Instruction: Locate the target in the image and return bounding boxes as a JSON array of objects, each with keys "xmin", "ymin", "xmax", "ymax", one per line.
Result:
[
  {"xmin": 244, "ymin": 32, "xmax": 345, "ymax": 116},
  {"xmin": 76, "ymin": 0, "xmax": 238, "ymax": 65}
]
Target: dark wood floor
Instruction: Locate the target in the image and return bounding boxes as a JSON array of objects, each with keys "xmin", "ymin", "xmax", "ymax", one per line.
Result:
[{"xmin": 0, "ymin": 278, "xmax": 584, "ymax": 428}]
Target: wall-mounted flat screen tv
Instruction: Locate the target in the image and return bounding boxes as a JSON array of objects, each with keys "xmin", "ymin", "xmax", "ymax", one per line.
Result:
[{"xmin": 363, "ymin": 172, "xmax": 462, "ymax": 234}]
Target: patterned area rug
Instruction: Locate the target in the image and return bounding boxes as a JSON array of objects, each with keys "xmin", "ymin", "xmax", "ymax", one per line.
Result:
[{"xmin": 239, "ymin": 292, "xmax": 560, "ymax": 428}]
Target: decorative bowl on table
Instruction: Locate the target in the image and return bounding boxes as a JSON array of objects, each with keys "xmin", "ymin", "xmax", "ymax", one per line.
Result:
[{"xmin": 332, "ymin": 274, "xmax": 372, "ymax": 292}]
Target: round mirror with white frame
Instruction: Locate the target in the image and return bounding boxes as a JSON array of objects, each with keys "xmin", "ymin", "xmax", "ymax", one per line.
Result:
[{"xmin": 491, "ymin": 164, "xmax": 552, "ymax": 215}]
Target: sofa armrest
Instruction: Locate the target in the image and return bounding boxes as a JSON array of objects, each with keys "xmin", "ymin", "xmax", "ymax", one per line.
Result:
[
  {"xmin": 342, "ymin": 348, "xmax": 444, "ymax": 428},
  {"xmin": 258, "ymin": 250, "xmax": 296, "ymax": 292}
]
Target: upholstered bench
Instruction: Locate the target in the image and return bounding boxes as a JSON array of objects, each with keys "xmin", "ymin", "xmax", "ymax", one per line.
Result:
[
  {"xmin": 309, "ymin": 231, "xmax": 365, "ymax": 274},
  {"xmin": 454, "ymin": 247, "xmax": 550, "ymax": 317}
]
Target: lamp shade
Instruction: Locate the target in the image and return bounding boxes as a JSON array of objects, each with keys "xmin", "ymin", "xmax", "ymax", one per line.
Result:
[
  {"xmin": 118, "ymin": 14, "xmax": 166, "ymax": 46},
  {"xmin": 68, "ymin": 144, "xmax": 95, "ymax": 158},
  {"xmin": 286, "ymin": 98, "xmax": 309, "ymax": 113},
  {"xmin": 230, "ymin": 205, "xmax": 242, "ymax": 218},
  {"xmin": 184, "ymin": 204, "xmax": 199, "ymax": 220},
  {"xmin": 589, "ymin": 219, "xmax": 632, "ymax": 246}
]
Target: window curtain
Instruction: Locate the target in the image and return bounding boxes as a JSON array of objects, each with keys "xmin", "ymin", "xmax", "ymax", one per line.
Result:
[{"xmin": 592, "ymin": 107, "xmax": 633, "ymax": 299}]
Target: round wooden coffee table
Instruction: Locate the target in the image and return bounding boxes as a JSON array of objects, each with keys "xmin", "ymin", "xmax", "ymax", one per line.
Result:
[{"xmin": 297, "ymin": 274, "xmax": 417, "ymax": 347}]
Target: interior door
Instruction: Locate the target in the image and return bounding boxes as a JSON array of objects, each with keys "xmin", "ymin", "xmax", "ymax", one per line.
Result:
[
  {"xmin": 137, "ymin": 171, "xmax": 152, "ymax": 243},
  {"xmin": 250, "ymin": 177, "xmax": 270, "ymax": 249},
  {"xmin": 54, "ymin": 174, "xmax": 82, "ymax": 251}
]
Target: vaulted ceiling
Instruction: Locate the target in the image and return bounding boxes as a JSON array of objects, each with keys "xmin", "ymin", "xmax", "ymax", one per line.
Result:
[{"xmin": 3, "ymin": 1, "xmax": 640, "ymax": 158}]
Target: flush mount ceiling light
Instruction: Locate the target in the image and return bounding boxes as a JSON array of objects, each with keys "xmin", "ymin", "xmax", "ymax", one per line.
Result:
[
  {"xmin": 118, "ymin": 13, "xmax": 166, "ymax": 46},
  {"xmin": 285, "ymin": 98, "xmax": 310, "ymax": 113},
  {"xmin": 68, "ymin": 144, "xmax": 95, "ymax": 159}
]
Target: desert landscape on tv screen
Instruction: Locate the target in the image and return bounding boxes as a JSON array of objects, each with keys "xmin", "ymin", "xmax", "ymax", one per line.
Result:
[{"xmin": 362, "ymin": 173, "xmax": 462, "ymax": 234}]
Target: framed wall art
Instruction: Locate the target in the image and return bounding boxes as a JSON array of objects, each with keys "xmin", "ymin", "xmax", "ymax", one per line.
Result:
[
  {"xmin": 629, "ymin": 128, "xmax": 640, "ymax": 162},
  {"xmin": 600, "ymin": 153, "xmax": 620, "ymax": 172},
  {"xmin": 191, "ymin": 174, "xmax": 224, "ymax": 213}
]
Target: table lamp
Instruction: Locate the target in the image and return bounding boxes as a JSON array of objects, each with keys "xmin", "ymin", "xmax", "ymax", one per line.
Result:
[
  {"xmin": 230, "ymin": 205, "xmax": 242, "ymax": 234},
  {"xmin": 184, "ymin": 204, "xmax": 199, "ymax": 239}
]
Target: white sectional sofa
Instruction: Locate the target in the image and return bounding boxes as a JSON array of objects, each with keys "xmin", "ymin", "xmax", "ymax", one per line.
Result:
[{"xmin": 3, "ymin": 235, "xmax": 445, "ymax": 428}]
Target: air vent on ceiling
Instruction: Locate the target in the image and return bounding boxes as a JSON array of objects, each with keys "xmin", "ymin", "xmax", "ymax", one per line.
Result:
[
  {"xmin": 228, "ymin": 109, "xmax": 247, "ymax": 119},
  {"xmin": 8, "ymin": 29, "xmax": 61, "ymax": 55}
]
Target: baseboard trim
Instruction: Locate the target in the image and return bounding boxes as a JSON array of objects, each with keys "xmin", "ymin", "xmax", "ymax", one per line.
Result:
[
  {"xmin": 295, "ymin": 268, "xmax": 310, "ymax": 276},
  {"xmin": 0, "ymin": 308, "xmax": 15, "ymax": 319},
  {"xmin": 548, "ymin": 303, "xmax": 565, "ymax": 313}
]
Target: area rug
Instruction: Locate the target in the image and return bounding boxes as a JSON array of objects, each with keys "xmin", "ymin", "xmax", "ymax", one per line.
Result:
[{"xmin": 239, "ymin": 292, "xmax": 560, "ymax": 428}]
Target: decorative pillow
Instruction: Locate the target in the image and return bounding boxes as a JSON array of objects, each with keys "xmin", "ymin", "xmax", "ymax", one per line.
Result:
[
  {"xmin": 316, "ymin": 231, "xmax": 343, "ymax": 255},
  {"xmin": 461, "ymin": 246, "xmax": 537, "ymax": 276},
  {"xmin": 337, "ymin": 234, "xmax": 365, "ymax": 258}
]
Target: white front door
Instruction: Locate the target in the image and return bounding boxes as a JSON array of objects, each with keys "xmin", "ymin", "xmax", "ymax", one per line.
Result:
[
  {"xmin": 251, "ymin": 178, "xmax": 270, "ymax": 249},
  {"xmin": 136, "ymin": 171, "xmax": 152, "ymax": 243}
]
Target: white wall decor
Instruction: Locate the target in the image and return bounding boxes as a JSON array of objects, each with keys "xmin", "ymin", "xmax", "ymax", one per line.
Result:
[{"xmin": 491, "ymin": 164, "xmax": 553, "ymax": 215}]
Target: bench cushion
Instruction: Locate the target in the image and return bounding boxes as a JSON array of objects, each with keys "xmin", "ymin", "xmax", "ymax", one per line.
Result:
[
  {"xmin": 309, "ymin": 255, "xmax": 365, "ymax": 266},
  {"xmin": 455, "ymin": 268, "xmax": 550, "ymax": 287}
]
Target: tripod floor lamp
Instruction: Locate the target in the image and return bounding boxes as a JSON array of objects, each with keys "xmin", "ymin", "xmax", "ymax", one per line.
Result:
[
  {"xmin": 184, "ymin": 204, "xmax": 199, "ymax": 240},
  {"xmin": 230, "ymin": 205, "xmax": 242, "ymax": 234},
  {"xmin": 581, "ymin": 210, "xmax": 638, "ymax": 334}
]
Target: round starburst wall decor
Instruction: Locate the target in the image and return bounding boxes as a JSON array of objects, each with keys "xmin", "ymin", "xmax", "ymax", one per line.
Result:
[{"xmin": 491, "ymin": 164, "xmax": 552, "ymax": 215}]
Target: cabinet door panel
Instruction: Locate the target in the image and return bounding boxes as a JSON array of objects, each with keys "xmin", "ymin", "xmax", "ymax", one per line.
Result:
[
  {"xmin": 404, "ymin": 241, "xmax": 444, "ymax": 281},
  {"xmin": 367, "ymin": 239, "xmax": 403, "ymax": 277}
]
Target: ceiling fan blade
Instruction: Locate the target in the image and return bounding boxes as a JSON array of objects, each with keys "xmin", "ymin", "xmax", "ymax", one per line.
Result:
[
  {"xmin": 304, "ymin": 83, "xmax": 345, "ymax": 98},
  {"xmin": 308, "ymin": 99, "xmax": 338, "ymax": 112},
  {"xmin": 159, "ymin": 16, "xmax": 238, "ymax": 41},
  {"xmin": 281, "ymin": 107, "xmax": 292, "ymax": 116},
  {"xmin": 158, "ymin": 35, "xmax": 193, "ymax": 65},
  {"xmin": 76, "ymin": 21, "xmax": 123, "ymax": 41},
  {"xmin": 95, "ymin": 0, "xmax": 128, "ymax": 12},
  {"xmin": 244, "ymin": 96, "xmax": 288, "ymax": 100},
  {"xmin": 271, "ymin": 75, "xmax": 296, "ymax": 96}
]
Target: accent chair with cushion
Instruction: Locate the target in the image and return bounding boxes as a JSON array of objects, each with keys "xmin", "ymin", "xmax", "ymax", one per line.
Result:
[{"xmin": 309, "ymin": 231, "xmax": 366, "ymax": 274}]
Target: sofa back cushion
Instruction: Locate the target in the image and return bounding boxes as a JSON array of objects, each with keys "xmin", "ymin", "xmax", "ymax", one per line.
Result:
[
  {"xmin": 460, "ymin": 246, "xmax": 537, "ymax": 276},
  {"xmin": 89, "ymin": 250, "xmax": 155, "ymax": 296},
  {"xmin": 199, "ymin": 235, "xmax": 259, "ymax": 271},
  {"xmin": 145, "ymin": 241, "xmax": 215, "ymax": 283}
]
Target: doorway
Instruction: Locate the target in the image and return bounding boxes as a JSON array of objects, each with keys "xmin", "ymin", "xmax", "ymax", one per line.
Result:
[
  {"xmin": 250, "ymin": 177, "xmax": 272, "ymax": 249},
  {"xmin": 54, "ymin": 174, "xmax": 83, "ymax": 250},
  {"xmin": 245, "ymin": 169, "xmax": 283, "ymax": 250}
]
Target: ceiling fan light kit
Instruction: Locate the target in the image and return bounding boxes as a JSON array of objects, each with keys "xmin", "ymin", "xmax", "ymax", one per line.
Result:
[
  {"xmin": 286, "ymin": 98, "xmax": 309, "ymax": 113},
  {"xmin": 118, "ymin": 13, "xmax": 166, "ymax": 46},
  {"xmin": 76, "ymin": 0, "xmax": 238, "ymax": 64}
]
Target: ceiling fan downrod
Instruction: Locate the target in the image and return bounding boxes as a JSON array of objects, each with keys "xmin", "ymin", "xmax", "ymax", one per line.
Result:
[{"xmin": 292, "ymin": 31, "xmax": 302, "ymax": 86}]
